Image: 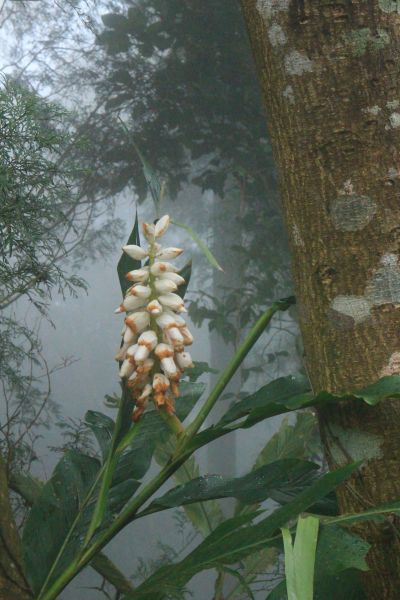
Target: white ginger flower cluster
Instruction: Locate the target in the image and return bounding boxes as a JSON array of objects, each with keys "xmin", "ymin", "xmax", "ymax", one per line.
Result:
[{"xmin": 115, "ymin": 215, "xmax": 194, "ymax": 422}]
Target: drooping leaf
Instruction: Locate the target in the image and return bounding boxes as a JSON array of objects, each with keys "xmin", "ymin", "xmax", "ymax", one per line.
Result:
[
  {"xmin": 218, "ymin": 374, "xmax": 312, "ymax": 428},
  {"xmin": 172, "ymin": 219, "xmax": 223, "ymax": 271},
  {"xmin": 146, "ymin": 460, "xmax": 318, "ymax": 514},
  {"xmin": 117, "ymin": 212, "xmax": 141, "ymax": 297},
  {"xmin": 22, "ymin": 451, "xmax": 101, "ymax": 593},
  {"xmin": 186, "ymin": 375, "xmax": 400, "ymax": 457},
  {"xmin": 85, "ymin": 410, "xmax": 115, "ymax": 461}
]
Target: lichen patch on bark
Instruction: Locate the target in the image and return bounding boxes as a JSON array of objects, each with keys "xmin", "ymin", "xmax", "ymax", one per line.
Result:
[
  {"xmin": 343, "ymin": 28, "xmax": 390, "ymax": 57},
  {"xmin": 283, "ymin": 84, "xmax": 294, "ymax": 103},
  {"xmin": 330, "ymin": 194, "xmax": 377, "ymax": 231},
  {"xmin": 328, "ymin": 424, "xmax": 384, "ymax": 467},
  {"xmin": 365, "ymin": 254, "xmax": 400, "ymax": 306},
  {"xmin": 388, "ymin": 112, "xmax": 400, "ymax": 128},
  {"xmin": 378, "ymin": 0, "xmax": 400, "ymax": 14},
  {"xmin": 268, "ymin": 23, "xmax": 287, "ymax": 46},
  {"xmin": 284, "ymin": 50, "xmax": 313, "ymax": 76},
  {"xmin": 255, "ymin": 0, "xmax": 290, "ymax": 20},
  {"xmin": 380, "ymin": 352, "xmax": 400, "ymax": 376},
  {"xmin": 330, "ymin": 295, "xmax": 372, "ymax": 324}
]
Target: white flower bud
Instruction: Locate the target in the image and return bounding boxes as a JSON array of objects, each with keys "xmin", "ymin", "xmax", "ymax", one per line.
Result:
[
  {"xmin": 123, "ymin": 327, "xmax": 137, "ymax": 345},
  {"xmin": 154, "ymin": 215, "xmax": 170, "ymax": 238},
  {"xmin": 165, "ymin": 327, "xmax": 184, "ymax": 348},
  {"xmin": 135, "ymin": 330, "xmax": 158, "ymax": 362},
  {"xmin": 153, "ymin": 372, "xmax": 170, "ymax": 392},
  {"xmin": 161, "ymin": 356, "xmax": 179, "ymax": 379},
  {"xmin": 147, "ymin": 299, "xmax": 163, "ymax": 315},
  {"xmin": 119, "ymin": 359, "xmax": 135, "ymax": 379},
  {"xmin": 114, "ymin": 342, "xmax": 130, "ymax": 361},
  {"xmin": 134, "ymin": 345, "xmax": 150, "ymax": 363},
  {"xmin": 156, "ymin": 247, "xmax": 183, "ymax": 260},
  {"xmin": 138, "ymin": 330, "xmax": 158, "ymax": 349},
  {"xmin": 175, "ymin": 351, "xmax": 194, "ymax": 370},
  {"xmin": 129, "ymin": 285, "xmax": 151, "ymax": 298},
  {"xmin": 115, "ymin": 295, "xmax": 146, "ymax": 313},
  {"xmin": 137, "ymin": 383, "xmax": 152, "ymax": 403},
  {"xmin": 154, "ymin": 343, "xmax": 174, "ymax": 359},
  {"xmin": 142, "ymin": 222, "xmax": 155, "ymax": 241},
  {"xmin": 154, "ymin": 278, "xmax": 178, "ymax": 293},
  {"xmin": 181, "ymin": 326, "xmax": 194, "ymax": 346},
  {"xmin": 125, "ymin": 311, "xmax": 150, "ymax": 334},
  {"xmin": 158, "ymin": 272, "xmax": 186, "ymax": 286},
  {"xmin": 165, "ymin": 310, "xmax": 186, "ymax": 326},
  {"xmin": 123, "ymin": 244, "xmax": 148, "ymax": 260},
  {"xmin": 126, "ymin": 268, "xmax": 149, "ymax": 282},
  {"xmin": 158, "ymin": 293, "xmax": 186, "ymax": 312},
  {"xmin": 150, "ymin": 262, "xmax": 179, "ymax": 276},
  {"xmin": 136, "ymin": 358, "xmax": 154, "ymax": 375},
  {"xmin": 156, "ymin": 313, "xmax": 177, "ymax": 329},
  {"xmin": 126, "ymin": 343, "xmax": 138, "ymax": 358}
]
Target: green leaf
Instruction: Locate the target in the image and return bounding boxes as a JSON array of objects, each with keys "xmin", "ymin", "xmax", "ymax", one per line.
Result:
[
  {"xmin": 268, "ymin": 523, "xmax": 370, "ymax": 600},
  {"xmin": 22, "ymin": 451, "xmax": 100, "ymax": 593},
  {"xmin": 282, "ymin": 516, "xmax": 319, "ymax": 600},
  {"xmin": 351, "ymin": 375, "xmax": 400, "ymax": 405},
  {"xmin": 91, "ymin": 552, "xmax": 135, "ymax": 595},
  {"xmin": 146, "ymin": 460, "xmax": 318, "ymax": 514},
  {"xmin": 322, "ymin": 498, "xmax": 400, "ymax": 527},
  {"xmin": 126, "ymin": 464, "xmax": 356, "ymax": 599},
  {"xmin": 9, "ymin": 471, "xmax": 43, "ymax": 505},
  {"xmin": 172, "ymin": 219, "xmax": 223, "ymax": 271},
  {"xmin": 85, "ymin": 410, "xmax": 115, "ymax": 461},
  {"xmin": 187, "ymin": 375, "xmax": 400, "ymax": 458},
  {"xmin": 176, "ymin": 259, "xmax": 192, "ymax": 300},
  {"xmin": 10, "ymin": 470, "xmax": 134, "ymax": 595},
  {"xmin": 315, "ymin": 525, "xmax": 369, "ymax": 576},
  {"xmin": 117, "ymin": 213, "xmax": 141, "ymax": 296},
  {"xmin": 218, "ymin": 374, "xmax": 312, "ymax": 427},
  {"xmin": 253, "ymin": 413, "xmax": 318, "ymax": 469},
  {"xmin": 184, "ymin": 361, "xmax": 218, "ymax": 382}
]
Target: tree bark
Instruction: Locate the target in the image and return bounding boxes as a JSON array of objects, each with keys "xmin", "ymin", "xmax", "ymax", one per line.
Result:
[
  {"xmin": 0, "ymin": 455, "xmax": 32, "ymax": 599},
  {"xmin": 241, "ymin": 1, "xmax": 400, "ymax": 598}
]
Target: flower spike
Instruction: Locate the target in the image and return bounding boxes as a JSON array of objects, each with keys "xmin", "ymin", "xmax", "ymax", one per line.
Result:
[{"xmin": 115, "ymin": 214, "xmax": 193, "ymax": 421}]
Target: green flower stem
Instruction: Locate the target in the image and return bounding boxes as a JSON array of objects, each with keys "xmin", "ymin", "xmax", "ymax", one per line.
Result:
[
  {"xmin": 38, "ymin": 298, "xmax": 294, "ymax": 600},
  {"xmin": 183, "ymin": 297, "xmax": 295, "ymax": 441},
  {"xmin": 82, "ymin": 385, "xmax": 128, "ymax": 546}
]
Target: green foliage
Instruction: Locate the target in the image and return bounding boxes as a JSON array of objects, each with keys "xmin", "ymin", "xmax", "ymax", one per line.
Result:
[
  {"xmin": 268, "ymin": 525, "xmax": 369, "ymax": 600},
  {"xmin": 146, "ymin": 459, "xmax": 319, "ymax": 513},
  {"xmin": 282, "ymin": 516, "xmax": 319, "ymax": 600},
  {"xmin": 22, "ymin": 450, "xmax": 101, "ymax": 593},
  {"xmin": 123, "ymin": 464, "xmax": 358, "ymax": 599}
]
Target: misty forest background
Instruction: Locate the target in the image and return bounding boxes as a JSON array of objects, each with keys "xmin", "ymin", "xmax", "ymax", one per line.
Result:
[{"xmin": 0, "ymin": 1, "xmax": 316, "ymax": 597}]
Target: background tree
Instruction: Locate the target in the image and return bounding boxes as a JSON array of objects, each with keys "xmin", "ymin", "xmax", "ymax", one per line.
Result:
[{"xmin": 241, "ymin": 1, "xmax": 400, "ymax": 598}]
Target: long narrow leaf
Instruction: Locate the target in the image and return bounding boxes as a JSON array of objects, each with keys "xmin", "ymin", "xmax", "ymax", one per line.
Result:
[
  {"xmin": 172, "ymin": 219, "xmax": 223, "ymax": 271},
  {"xmin": 282, "ymin": 516, "xmax": 319, "ymax": 600}
]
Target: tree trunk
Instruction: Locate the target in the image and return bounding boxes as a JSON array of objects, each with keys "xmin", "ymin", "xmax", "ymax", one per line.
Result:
[
  {"xmin": 0, "ymin": 455, "xmax": 32, "ymax": 599},
  {"xmin": 241, "ymin": 1, "xmax": 400, "ymax": 598}
]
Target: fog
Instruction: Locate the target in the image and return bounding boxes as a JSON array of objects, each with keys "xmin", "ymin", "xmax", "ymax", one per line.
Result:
[{"xmin": 0, "ymin": 2, "xmax": 302, "ymax": 598}]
